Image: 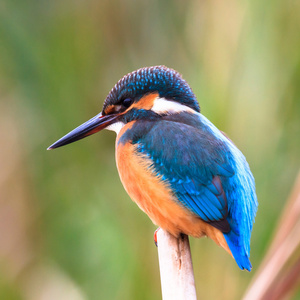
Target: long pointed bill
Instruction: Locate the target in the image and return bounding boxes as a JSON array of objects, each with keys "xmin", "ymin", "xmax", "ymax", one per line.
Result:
[{"xmin": 47, "ymin": 113, "xmax": 118, "ymax": 150}]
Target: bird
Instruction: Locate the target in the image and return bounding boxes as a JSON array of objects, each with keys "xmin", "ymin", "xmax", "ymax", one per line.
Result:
[{"xmin": 48, "ymin": 65, "xmax": 258, "ymax": 271}]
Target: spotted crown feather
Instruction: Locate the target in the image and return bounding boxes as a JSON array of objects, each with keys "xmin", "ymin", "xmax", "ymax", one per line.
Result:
[{"xmin": 103, "ymin": 66, "xmax": 200, "ymax": 113}]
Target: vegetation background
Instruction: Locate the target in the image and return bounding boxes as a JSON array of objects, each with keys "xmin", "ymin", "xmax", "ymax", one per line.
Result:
[{"xmin": 0, "ymin": 0, "xmax": 299, "ymax": 299}]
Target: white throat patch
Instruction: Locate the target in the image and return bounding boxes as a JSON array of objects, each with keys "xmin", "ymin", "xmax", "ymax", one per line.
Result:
[
  {"xmin": 151, "ymin": 97, "xmax": 195, "ymax": 115},
  {"xmin": 105, "ymin": 121, "xmax": 125, "ymax": 134}
]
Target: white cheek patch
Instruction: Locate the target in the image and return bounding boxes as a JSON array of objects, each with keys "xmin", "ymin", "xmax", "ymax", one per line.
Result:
[
  {"xmin": 151, "ymin": 97, "xmax": 195, "ymax": 115},
  {"xmin": 106, "ymin": 121, "xmax": 125, "ymax": 134}
]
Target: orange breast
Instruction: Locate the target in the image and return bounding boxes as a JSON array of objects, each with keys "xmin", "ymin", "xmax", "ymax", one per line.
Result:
[{"xmin": 115, "ymin": 122, "xmax": 231, "ymax": 254}]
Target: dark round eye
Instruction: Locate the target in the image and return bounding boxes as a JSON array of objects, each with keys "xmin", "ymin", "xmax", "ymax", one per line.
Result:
[{"xmin": 122, "ymin": 98, "xmax": 133, "ymax": 108}]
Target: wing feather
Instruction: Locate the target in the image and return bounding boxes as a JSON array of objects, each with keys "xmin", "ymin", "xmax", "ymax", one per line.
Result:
[{"xmin": 133, "ymin": 119, "xmax": 235, "ymax": 232}]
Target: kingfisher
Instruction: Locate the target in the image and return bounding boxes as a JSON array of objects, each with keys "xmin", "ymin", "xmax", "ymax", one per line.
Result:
[{"xmin": 48, "ymin": 66, "xmax": 257, "ymax": 271}]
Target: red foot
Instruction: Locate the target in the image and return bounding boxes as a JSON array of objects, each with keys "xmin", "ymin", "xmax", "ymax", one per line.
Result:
[{"xmin": 154, "ymin": 227, "xmax": 161, "ymax": 247}]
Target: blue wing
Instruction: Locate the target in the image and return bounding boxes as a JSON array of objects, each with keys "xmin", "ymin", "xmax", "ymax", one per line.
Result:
[
  {"xmin": 118, "ymin": 111, "xmax": 257, "ymax": 271},
  {"xmin": 132, "ymin": 116, "xmax": 235, "ymax": 232}
]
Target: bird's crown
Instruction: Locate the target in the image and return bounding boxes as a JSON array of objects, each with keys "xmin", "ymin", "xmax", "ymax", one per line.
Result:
[{"xmin": 102, "ymin": 66, "xmax": 200, "ymax": 115}]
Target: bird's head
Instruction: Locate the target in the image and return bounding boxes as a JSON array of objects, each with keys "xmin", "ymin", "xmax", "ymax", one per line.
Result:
[{"xmin": 48, "ymin": 66, "xmax": 200, "ymax": 149}]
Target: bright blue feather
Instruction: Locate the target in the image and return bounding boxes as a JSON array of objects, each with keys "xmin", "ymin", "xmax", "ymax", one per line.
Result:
[{"xmin": 118, "ymin": 111, "xmax": 258, "ymax": 270}]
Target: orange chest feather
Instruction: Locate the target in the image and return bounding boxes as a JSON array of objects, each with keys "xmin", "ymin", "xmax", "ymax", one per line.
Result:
[{"xmin": 115, "ymin": 138, "xmax": 176, "ymax": 223}]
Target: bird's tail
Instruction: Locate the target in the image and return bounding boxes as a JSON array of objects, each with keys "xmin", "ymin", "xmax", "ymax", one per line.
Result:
[{"xmin": 224, "ymin": 231, "xmax": 252, "ymax": 271}]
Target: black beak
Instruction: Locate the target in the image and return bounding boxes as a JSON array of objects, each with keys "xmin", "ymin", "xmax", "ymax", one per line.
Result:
[{"xmin": 47, "ymin": 113, "xmax": 118, "ymax": 150}]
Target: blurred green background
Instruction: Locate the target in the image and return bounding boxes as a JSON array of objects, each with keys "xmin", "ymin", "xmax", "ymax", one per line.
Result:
[{"xmin": 0, "ymin": 0, "xmax": 299, "ymax": 299}]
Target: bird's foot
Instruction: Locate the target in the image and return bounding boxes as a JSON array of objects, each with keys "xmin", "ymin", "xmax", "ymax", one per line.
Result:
[{"xmin": 154, "ymin": 227, "xmax": 161, "ymax": 247}]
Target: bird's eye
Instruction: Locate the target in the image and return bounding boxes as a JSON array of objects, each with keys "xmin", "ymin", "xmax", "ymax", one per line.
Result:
[{"xmin": 122, "ymin": 98, "xmax": 133, "ymax": 108}]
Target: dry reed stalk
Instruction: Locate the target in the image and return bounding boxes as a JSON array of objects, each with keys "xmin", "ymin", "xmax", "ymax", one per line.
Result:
[{"xmin": 157, "ymin": 229, "xmax": 197, "ymax": 300}]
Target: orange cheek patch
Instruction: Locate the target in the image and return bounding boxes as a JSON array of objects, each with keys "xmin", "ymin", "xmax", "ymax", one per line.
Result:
[
  {"xmin": 104, "ymin": 105, "xmax": 116, "ymax": 115},
  {"xmin": 131, "ymin": 92, "xmax": 159, "ymax": 110}
]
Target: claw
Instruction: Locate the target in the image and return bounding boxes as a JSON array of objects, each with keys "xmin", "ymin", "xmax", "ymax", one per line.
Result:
[{"xmin": 154, "ymin": 227, "xmax": 161, "ymax": 247}]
